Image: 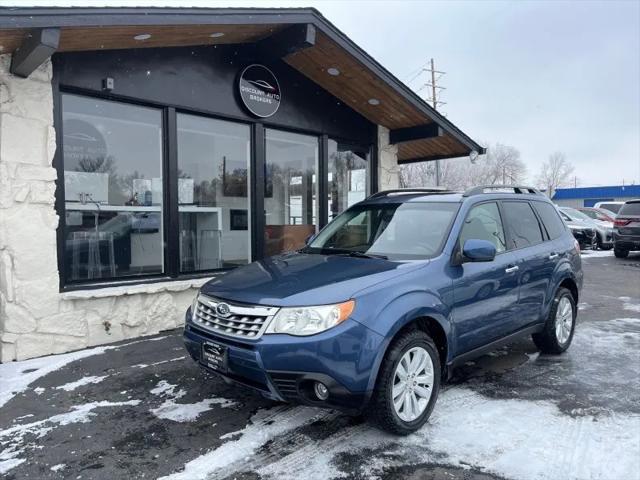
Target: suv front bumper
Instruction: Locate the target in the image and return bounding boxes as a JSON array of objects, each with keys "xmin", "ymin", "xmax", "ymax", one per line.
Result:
[{"xmin": 183, "ymin": 308, "xmax": 384, "ymax": 413}]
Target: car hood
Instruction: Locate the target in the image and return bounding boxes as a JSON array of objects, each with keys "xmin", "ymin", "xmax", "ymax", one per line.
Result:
[{"xmin": 200, "ymin": 252, "xmax": 427, "ymax": 306}]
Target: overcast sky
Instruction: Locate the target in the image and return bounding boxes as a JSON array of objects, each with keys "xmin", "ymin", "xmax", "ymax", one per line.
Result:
[{"xmin": 5, "ymin": 0, "xmax": 640, "ymax": 186}]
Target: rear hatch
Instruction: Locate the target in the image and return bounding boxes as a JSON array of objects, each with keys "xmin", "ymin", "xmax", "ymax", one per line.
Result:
[{"xmin": 615, "ymin": 201, "xmax": 640, "ymax": 237}]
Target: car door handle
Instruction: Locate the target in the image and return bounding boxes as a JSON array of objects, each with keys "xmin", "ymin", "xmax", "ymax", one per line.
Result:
[
  {"xmin": 549, "ymin": 253, "xmax": 559, "ymax": 260},
  {"xmin": 505, "ymin": 265, "xmax": 519, "ymax": 274}
]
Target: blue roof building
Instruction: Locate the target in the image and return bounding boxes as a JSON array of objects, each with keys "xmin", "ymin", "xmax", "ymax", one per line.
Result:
[{"xmin": 553, "ymin": 185, "xmax": 640, "ymax": 207}]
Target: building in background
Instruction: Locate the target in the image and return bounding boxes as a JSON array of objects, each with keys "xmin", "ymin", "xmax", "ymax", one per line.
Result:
[
  {"xmin": 553, "ymin": 185, "xmax": 640, "ymax": 208},
  {"xmin": 0, "ymin": 7, "xmax": 483, "ymax": 361}
]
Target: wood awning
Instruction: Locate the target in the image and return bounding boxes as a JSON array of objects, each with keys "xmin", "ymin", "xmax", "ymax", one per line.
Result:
[{"xmin": 0, "ymin": 7, "xmax": 484, "ymax": 163}]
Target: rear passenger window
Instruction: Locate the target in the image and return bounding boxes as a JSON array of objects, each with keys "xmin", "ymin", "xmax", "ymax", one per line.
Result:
[
  {"xmin": 619, "ymin": 202, "xmax": 640, "ymax": 215},
  {"xmin": 532, "ymin": 201, "xmax": 566, "ymax": 239},
  {"xmin": 459, "ymin": 202, "xmax": 507, "ymax": 253},
  {"xmin": 501, "ymin": 201, "xmax": 544, "ymax": 249}
]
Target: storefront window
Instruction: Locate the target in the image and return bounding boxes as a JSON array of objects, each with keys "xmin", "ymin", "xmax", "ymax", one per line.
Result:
[
  {"xmin": 177, "ymin": 114, "xmax": 251, "ymax": 272},
  {"xmin": 264, "ymin": 129, "xmax": 318, "ymax": 256},
  {"xmin": 328, "ymin": 140, "xmax": 369, "ymax": 220},
  {"xmin": 61, "ymin": 94, "xmax": 164, "ymax": 282}
]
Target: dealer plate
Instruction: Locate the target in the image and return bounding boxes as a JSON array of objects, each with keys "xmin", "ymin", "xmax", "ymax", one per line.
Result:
[{"xmin": 201, "ymin": 341, "xmax": 228, "ymax": 373}]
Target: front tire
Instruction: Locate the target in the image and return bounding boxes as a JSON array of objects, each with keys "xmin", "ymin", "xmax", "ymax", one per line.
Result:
[
  {"xmin": 614, "ymin": 248, "xmax": 629, "ymax": 258},
  {"xmin": 367, "ymin": 329, "xmax": 441, "ymax": 435},
  {"xmin": 532, "ymin": 287, "xmax": 576, "ymax": 354}
]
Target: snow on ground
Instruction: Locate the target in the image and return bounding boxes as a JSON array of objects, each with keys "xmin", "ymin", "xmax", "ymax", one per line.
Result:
[
  {"xmin": 620, "ymin": 297, "xmax": 640, "ymax": 313},
  {"xmin": 161, "ymin": 388, "xmax": 640, "ymax": 480},
  {"xmin": 50, "ymin": 463, "xmax": 66, "ymax": 472},
  {"xmin": 580, "ymin": 250, "xmax": 614, "ymax": 259},
  {"xmin": 0, "ymin": 336, "xmax": 167, "ymax": 408},
  {"xmin": 149, "ymin": 380, "xmax": 236, "ymax": 422},
  {"xmin": 160, "ymin": 406, "xmax": 326, "ymax": 480},
  {"xmin": 0, "ymin": 400, "xmax": 140, "ymax": 474},
  {"xmin": 55, "ymin": 375, "xmax": 109, "ymax": 392}
]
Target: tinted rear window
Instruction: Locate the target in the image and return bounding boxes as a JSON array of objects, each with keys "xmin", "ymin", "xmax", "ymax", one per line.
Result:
[
  {"xmin": 533, "ymin": 202, "xmax": 567, "ymax": 239},
  {"xmin": 619, "ymin": 202, "xmax": 640, "ymax": 216},
  {"xmin": 501, "ymin": 201, "xmax": 544, "ymax": 248},
  {"xmin": 600, "ymin": 203, "xmax": 622, "ymax": 213}
]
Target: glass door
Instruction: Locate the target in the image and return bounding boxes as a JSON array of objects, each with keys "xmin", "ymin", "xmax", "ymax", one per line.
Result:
[{"xmin": 264, "ymin": 129, "xmax": 319, "ymax": 256}]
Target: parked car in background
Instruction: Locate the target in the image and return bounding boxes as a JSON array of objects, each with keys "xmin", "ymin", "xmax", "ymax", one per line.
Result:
[
  {"xmin": 558, "ymin": 207, "xmax": 598, "ymax": 249},
  {"xmin": 567, "ymin": 207, "xmax": 614, "ymax": 250},
  {"xmin": 577, "ymin": 207, "xmax": 616, "ymax": 223},
  {"xmin": 184, "ymin": 185, "xmax": 583, "ymax": 435},
  {"xmin": 613, "ymin": 199, "xmax": 640, "ymax": 258},
  {"xmin": 594, "ymin": 201, "xmax": 625, "ymax": 215}
]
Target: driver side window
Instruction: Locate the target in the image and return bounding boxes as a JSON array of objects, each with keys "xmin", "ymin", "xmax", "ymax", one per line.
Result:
[{"xmin": 459, "ymin": 202, "xmax": 507, "ymax": 254}]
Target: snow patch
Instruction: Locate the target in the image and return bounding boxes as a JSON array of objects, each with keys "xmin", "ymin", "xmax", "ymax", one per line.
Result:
[
  {"xmin": 50, "ymin": 463, "xmax": 66, "ymax": 472},
  {"xmin": 160, "ymin": 406, "xmax": 325, "ymax": 479},
  {"xmin": 55, "ymin": 375, "xmax": 108, "ymax": 392},
  {"xmin": 149, "ymin": 380, "xmax": 235, "ymax": 422},
  {"xmin": 0, "ymin": 335, "xmax": 168, "ymax": 408},
  {"xmin": 0, "ymin": 400, "xmax": 140, "ymax": 474},
  {"xmin": 151, "ymin": 398, "xmax": 235, "ymax": 422},
  {"xmin": 580, "ymin": 250, "xmax": 613, "ymax": 259}
]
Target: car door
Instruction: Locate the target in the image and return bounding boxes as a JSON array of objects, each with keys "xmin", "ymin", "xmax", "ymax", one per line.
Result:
[
  {"xmin": 451, "ymin": 201, "xmax": 520, "ymax": 353},
  {"xmin": 501, "ymin": 200, "xmax": 553, "ymax": 329}
]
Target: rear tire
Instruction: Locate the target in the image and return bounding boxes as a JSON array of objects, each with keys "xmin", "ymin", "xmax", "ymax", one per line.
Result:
[
  {"xmin": 614, "ymin": 248, "xmax": 629, "ymax": 258},
  {"xmin": 532, "ymin": 287, "xmax": 576, "ymax": 354},
  {"xmin": 367, "ymin": 329, "xmax": 441, "ymax": 435}
]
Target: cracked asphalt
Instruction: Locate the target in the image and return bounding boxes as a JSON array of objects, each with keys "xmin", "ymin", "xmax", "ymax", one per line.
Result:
[{"xmin": 1, "ymin": 250, "xmax": 639, "ymax": 480}]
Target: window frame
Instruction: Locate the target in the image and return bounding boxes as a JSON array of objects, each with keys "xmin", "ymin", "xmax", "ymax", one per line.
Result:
[
  {"xmin": 53, "ymin": 87, "xmax": 375, "ymax": 291},
  {"xmin": 499, "ymin": 200, "xmax": 547, "ymax": 251},
  {"xmin": 531, "ymin": 200, "xmax": 566, "ymax": 241},
  {"xmin": 456, "ymin": 200, "xmax": 509, "ymax": 258}
]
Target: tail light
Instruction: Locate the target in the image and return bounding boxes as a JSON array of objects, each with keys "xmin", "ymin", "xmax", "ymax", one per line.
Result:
[{"xmin": 614, "ymin": 219, "xmax": 631, "ymax": 227}]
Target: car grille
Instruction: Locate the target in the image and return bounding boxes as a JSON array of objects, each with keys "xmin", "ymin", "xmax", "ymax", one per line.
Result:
[{"xmin": 193, "ymin": 294, "xmax": 279, "ymax": 340}]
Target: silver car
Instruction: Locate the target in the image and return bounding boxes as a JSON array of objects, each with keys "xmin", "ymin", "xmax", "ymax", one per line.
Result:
[{"xmin": 559, "ymin": 207, "xmax": 612, "ymax": 250}]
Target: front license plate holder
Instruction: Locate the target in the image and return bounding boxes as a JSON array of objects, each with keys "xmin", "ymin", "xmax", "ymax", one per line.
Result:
[{"xmin": 201, "ymin": 341, "xmax": 228, "ymax": 373}]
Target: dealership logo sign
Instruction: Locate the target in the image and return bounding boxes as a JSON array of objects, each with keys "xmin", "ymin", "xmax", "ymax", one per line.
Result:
[{"xmin": 238, "ymin": 64, "xmax": 281, "ymax": 118}]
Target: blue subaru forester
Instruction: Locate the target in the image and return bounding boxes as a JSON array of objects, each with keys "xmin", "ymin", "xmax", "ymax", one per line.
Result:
[{"xmin": 184, "ymin": 186, "xmax": 583, "ymax": 434}]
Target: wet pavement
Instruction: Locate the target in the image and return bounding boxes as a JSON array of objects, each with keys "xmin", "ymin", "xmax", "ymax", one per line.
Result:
[{"xmin": 1, "ymin": 250, "xmax": 639, "ymax": 480}]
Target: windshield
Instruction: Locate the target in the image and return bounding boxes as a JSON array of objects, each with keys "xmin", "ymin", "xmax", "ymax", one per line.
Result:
[
  {"xmin": 561, "ymin": 208, "xmax": 591, "ymax": 221},
  {"xmin": 306, "ymin": 202, "xmax": 459, "ymax": 260}
]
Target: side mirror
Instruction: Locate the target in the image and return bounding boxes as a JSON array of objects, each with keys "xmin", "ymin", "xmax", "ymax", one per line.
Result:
[{"xmin": 462, "ymin": 239, "xmax": 496, "ymax": 262}]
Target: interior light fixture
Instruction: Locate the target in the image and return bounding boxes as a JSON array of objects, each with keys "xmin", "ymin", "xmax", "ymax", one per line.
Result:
[
  {"xmin": 327, "ymin": 67, "xmax": 340, "ymax": 76},
  {"xmin": 133, "ymin": 34, "xmax": 152, "ymax": 41},
  {"xmin": 210, "ymin": 32, "xmax": 225, "ymax": 38},
  {"xmin": 368, "ymin": 98, "xmax": 380, "ymax": 106}
]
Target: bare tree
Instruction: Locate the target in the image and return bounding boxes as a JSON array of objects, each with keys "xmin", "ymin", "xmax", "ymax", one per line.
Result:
[
  {"xmin": 536, "ymin": 152, "xmax": 575, "ymax": 198},
  {"xmin": 399, "ymin": 142, "xmax": 526, "ymax": 191}
]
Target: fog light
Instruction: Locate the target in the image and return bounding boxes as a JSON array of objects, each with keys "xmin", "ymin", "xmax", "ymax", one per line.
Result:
[{"xmin": 314, "ymin": 382, "xmax": 329, "ymax": 400}]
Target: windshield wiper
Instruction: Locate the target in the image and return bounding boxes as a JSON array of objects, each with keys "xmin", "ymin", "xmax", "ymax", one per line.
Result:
[{"xmin": 341, "ymin": 251, "xmax": 388, "ymax": 260}]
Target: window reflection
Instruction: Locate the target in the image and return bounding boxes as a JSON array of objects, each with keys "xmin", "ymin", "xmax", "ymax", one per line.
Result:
[
  {"xmin": 265, "ymin": 129, "xmax": 318, "ymax": 256},
  {"xmin": 177, "ymin": 114, "xmax": 250, "ymax": 271},
  {"xmin": 328, "ymin": 140, "xmax": 369, "ymax": 220},
  {"xmin": 62, "ymin": 94, "xmax": 163, "ymax": 282}
]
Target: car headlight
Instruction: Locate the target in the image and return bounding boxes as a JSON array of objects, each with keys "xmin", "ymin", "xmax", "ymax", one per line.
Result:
[
  {"xmin": 265, "ymin": 300, "xmax": 355, "ymax": 336},
  {"xmin": 190, "ymin": 293, "xmax": 200, "ymax": 321}
]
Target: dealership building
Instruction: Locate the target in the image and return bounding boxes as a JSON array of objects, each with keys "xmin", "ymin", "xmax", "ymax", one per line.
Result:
[{"xmin": 0, "ymin": 7, "xmax": 483, "ymax": 361}]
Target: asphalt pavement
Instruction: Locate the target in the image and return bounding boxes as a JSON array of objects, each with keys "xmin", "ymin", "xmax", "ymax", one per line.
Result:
[{"xmin": 1, "ymin": 250, "xmax": 639, "ymax": 480}]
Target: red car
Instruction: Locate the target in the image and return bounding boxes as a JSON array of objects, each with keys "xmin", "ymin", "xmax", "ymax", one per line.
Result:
[{"xmin": 577, "ymin": 207, "xmax": 616, "ymax": 223}]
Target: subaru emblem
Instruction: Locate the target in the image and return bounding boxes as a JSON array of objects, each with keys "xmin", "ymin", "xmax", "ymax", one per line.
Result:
[{"xmin": 216, "ymin": 303, "xmax": 231, "ymax": 318}]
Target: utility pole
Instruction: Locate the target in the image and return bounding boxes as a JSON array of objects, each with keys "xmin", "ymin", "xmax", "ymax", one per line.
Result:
[{"xmin": 424, "ymin": 58, "xmax": 446, "ymax": 186}]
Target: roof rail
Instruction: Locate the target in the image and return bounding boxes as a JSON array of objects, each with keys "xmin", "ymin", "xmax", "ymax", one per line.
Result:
[
  {"xmin": 463, "ymin": 185, "xmax": 542, "ymax": 197},
  {"xmin": 369, "ymin": 187, "xmax": 455, "ymax": 199}
]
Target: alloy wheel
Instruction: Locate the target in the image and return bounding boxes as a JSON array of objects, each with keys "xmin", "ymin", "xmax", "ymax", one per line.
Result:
[
  {"xmin": 392, "ymin": 346, "xmax": 434, "ymax": 422},
  {"xmin": 555, "ymin": 296, "xmax": 574, "ymax": 345}
]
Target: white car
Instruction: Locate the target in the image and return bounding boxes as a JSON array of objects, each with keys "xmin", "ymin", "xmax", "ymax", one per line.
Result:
[{"xmin": 593, "ymin": 201, "xmax": 625, "ymax": 215}]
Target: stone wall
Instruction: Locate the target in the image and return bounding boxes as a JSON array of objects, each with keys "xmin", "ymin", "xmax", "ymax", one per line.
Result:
[
  {"xmin": 0, "ymin": 55, "xmax": 204, "ymax": 362},
  {"xmin": 377, "ymin": 125, "xmax": 399, "ymax": 190}
]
